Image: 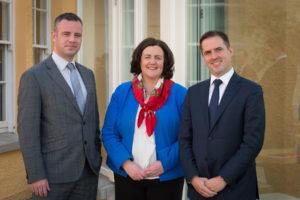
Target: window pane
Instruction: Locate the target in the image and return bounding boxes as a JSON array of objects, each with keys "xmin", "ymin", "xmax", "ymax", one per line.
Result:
[
  {"xmin": 0, "ymin": 44, "xmax": 4, "ymax": 81},
  {"xmin": 36, "ymin": 0, "xmax": 47, "ymax": 9},
  {"xmin": 123, "ymin": 0, "xmax": 134, "ymax": 10},
  {"xmin": 121, "ymin": 0, "xmax": 134, "ymax": 81},
  {"xmin": 36, "ymin": 10, "xmax": 47, "ymax": 45},
  {"xmin": 186, "ymin": 0, "xmax": 224, "ymax": 86},
  {"xmin": 187, "ymin": 1, "xmax": 202, "ymax": 86},
  {"xmin": 0, "ymin": 44, "xmax": 4, "ymax": 121},
  {"xmin": 33, "ymin": 48, "xmax": 44, "ymax": 64},
  {"xmin": 147, "ymin": 0, "xmax": 160, "ymax": 38},
  {"xmin": 0, "ymin": 83, "xmax": 4, "ymax": 121},
  {"xmin": 187, "ymin": 45, "xmax": 200, "ymax": 86},
  {"xmin": 0, "ymin": 1, "xmax": 10, "ymax": 41}
]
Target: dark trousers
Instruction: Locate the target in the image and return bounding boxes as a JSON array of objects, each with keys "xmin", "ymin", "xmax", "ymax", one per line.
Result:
[
  {"xmin": 114, "ymin": 173, "xmax": 184, "ymax": 200},
  {"xmin": 33, "ymin": 161, "xmax": 98, "ymax": 200}
]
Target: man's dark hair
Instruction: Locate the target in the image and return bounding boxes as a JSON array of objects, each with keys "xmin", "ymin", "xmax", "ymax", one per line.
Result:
[
  {"xmin": 199, "ymin": 31, "xmax": 230, "ymax": 52},
  {"xmin": 54, "ymin": 12, "xmax": 82, "ymax": 30},
  {"xmin": 130, "ymin": 37, "xmax": 174, "ymax": 80}
]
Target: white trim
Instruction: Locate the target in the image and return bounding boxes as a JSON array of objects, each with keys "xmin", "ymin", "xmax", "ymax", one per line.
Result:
[
  {"xmin": 0, "ymin": 0, "xmax": 14, "ymax": 133},
  {"xmin": 134, "ymin": 0, "xmax": 146, "ymax": 46},
  {"xmin": 77, "ymin": 0, "xmax": 83, "ymax": 63},
  {"xmin": 32, "ymin": 44, "xmax": 48, "ymax": 49},
  {"xmin": 32, "ymin": 0, "xmax": 37, "ymax": 45},
  {"xmin": 32, "ymin": 0, "xmax": 51, "ymax": 61},
  {"xmin": 0, "ymin": 40, "xmax": 10, "ymax": 45},
  {"xmin": 160, "ymin": 0, "xmax": 187, "ymax": 86},
  {"xmin": 46, "ymin": 0, "xmax": 51, "ymax": 56},
  {"xmin": 108, "ymin": 0, "xmax": 121, "ymax": 97},
  {"xmin": 9, "ymin": 0, "xmax": 15, "ymax": 133}
]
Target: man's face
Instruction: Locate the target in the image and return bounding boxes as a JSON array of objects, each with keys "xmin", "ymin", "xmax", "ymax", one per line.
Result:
[
  {"xmin": 52, "ymin": 19, "xmax": 82, "ymax": 61},
  {"xmin": 201, "ymin": 36, "xmax": 233, "ymax": 77}
]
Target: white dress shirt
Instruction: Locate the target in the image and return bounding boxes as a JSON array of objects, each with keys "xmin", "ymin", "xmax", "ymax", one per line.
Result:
[
  {"xmin": 208, "ymin": 67, "xmax": 234, "ymax": 105},
  {"xmin": 52, "ymin": 52, "xmax": 87, "ymax": 102}
]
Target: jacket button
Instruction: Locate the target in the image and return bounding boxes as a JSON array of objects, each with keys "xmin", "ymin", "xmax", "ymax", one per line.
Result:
[
  {"xmin": 84, "ymin": 141, "xmax": 87, "ymax": 145},
  {"xmin": 83, "ymin": 121, "xmax": 86, "ymax": 125},
  {"xmin": 208, "ymin": 136, "xmax": 213, "ymax": 140}
]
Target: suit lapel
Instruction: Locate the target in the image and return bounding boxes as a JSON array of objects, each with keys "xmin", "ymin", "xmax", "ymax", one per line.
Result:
[
  {"xmin": 209, "ymin": 73, "xmax": 241, "ymax": 132},
  {"xmin": 195, "ymin": 80, "xmax": 210, "ymax": 137},
  {"xmin": 195, "ymin": 80, "xmax": 211, "ymax": 176},
  {"xmin": 45, "ymin": 56, "xmax": 83, "ymax": 116}
]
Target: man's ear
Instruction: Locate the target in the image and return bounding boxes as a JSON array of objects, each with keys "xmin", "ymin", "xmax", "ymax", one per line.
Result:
[
  {"xmin": 52, "ymin": 31, "xmax": 57, "ymax": 42},
  {"xmin": 229, "ymin": 47, "xmax": 233, "ymax": 55}
]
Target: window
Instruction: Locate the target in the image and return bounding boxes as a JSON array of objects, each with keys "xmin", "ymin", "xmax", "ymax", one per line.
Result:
[
  {"xmin": 121, "ymin": 0, "xmax": 134, "ymax": 82},
  {"xmin": 0, "ymin": 0, "xmax": 13, "ymax": 132},
  {"xmin": 32, "ymin": 0, "xmax": 50, "ymax": 64},
  {"xmin": 186, "ymin": 0, "xmax": 224, "ymax": 86}
]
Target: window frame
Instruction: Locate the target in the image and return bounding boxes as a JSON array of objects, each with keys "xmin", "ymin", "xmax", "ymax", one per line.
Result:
[
  {"xmin": 32, "ymin": 0, "xmax": 51, "ymax": 64},
  {"xmin": 186, "ymin": 0, "xmax": 225, "ymax": 86},
  {"xmin": 0, "ymin": 0, "xmax": 14, "ymax": 133}
]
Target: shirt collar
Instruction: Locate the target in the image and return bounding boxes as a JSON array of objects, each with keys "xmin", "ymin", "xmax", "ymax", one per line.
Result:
[
  {"xmin": 210, "ymin": 67, "xmax": 234, "ymax": 86},
  {"xmin": 137, "ymin": 73, "xmax": 164, "ymax": 90},
  {"xmin": 52, "ymin": 52, "xmax": 76, "ymax": 72}
]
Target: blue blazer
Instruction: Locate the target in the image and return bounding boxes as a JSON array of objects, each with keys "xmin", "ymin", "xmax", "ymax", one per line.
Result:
[
  {"xmin": 102, "ymin": 81, "xmax": 187, "ymax": 181},
  {"xmin": 179, "ymin": 73, "xmax": 265, "ymax": 200}
]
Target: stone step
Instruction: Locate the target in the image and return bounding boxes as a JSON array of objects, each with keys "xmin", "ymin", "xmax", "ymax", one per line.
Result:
[{"xmin": 97, "ymin": 174, "xmax": 115, "ymax": 200}]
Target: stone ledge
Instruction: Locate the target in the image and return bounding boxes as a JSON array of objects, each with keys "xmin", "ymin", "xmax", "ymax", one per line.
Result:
[
  {"xmin": 0, "ymin": 132, "xmax": 20, "ymax": 153},
  {"xmin": 97, "ymin": 174, "xmax": 115, "ymax": 200}
]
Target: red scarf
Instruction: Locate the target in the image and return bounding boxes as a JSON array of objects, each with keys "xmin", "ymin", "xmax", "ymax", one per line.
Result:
[{"xmin": 132, "ymin": 76, "xmax": 173, "ymax": 136}]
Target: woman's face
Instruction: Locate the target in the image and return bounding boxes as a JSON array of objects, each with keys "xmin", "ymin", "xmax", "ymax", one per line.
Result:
[{"xmin": 140, "ymin": 45, "xmax": 164, "ymax": 82}]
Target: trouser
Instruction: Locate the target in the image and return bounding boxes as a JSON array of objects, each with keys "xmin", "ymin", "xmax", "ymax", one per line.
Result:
[
  {"xmin": 114, "ymin": 173, "xmax": 184, "ymax": 200},
  {"xmin": 33, "ymin": 161, "xmax": 99, "ymax": 200}
]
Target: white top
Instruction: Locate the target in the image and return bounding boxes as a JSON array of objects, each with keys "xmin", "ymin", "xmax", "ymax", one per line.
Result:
[
  {"xmin": 208, "ymin": 67, "xmax": 234, "ymax": 105},
  {"xmin": 52, "ymin": 52, "xmax": 87, "ymax": 101},
  {"xmin": 132, "ymin": 76, "xmax": 164, "ymax": 179},
  {"xmin": 132, "ymin": 106, "xmax": 157, "ymax": 179}
]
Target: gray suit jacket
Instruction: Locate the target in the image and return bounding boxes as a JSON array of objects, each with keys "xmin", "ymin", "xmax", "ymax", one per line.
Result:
[{"xmin": 18, "ymin": 56, "xmax": 102, "ymax": 184}]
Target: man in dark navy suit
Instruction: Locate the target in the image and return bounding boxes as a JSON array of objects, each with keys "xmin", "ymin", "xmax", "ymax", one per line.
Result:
[{"xmin": 179, "ymin": 31, "xmax": 265, "ymax": 200}]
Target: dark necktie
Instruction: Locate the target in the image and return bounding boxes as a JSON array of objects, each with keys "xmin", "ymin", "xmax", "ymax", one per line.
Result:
[
  {"xmin": 209, "ymin": 79, "xmax": 222, "ymax": 127},
  {"xmin": 67, "ymin": 63, "xmax": 85, "ymax": 114}
]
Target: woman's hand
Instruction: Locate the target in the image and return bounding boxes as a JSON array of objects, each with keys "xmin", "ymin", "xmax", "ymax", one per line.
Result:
[
  {"xmin": 122, "ymin": 160, "xmax": 145, "ymax": 181},
  {"xmin": 144, "ymin": 161, "xmax": 164, "ymax": 178}
]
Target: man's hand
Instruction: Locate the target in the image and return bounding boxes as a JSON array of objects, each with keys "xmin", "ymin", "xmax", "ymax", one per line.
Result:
[
  {"xmin": 31, "ymin": 179, "xmax": 50, "ymax": 197},
  {"xmin": 122, "ymin": 160, "xmax": 145, "ymax": 181},
  {"xmin": 205, "ymin": 176, "xmax": 227, "ymax": 193},
  {"xmin": 144, "ymin": 161, "xmax": 164, "ymax": 178},
  {"xmin": 191, "ymin": 176, "xmax": 217, "ymax": 198}
]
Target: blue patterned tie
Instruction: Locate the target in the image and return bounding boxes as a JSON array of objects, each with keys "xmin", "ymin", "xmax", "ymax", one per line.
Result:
[
  {"xmin": 209, "ymin": 79, "xmax": 222, "ymax": 128},
  {"xmin": 67, "ymin": 63, "xmax": 85, "ymax": 114}
]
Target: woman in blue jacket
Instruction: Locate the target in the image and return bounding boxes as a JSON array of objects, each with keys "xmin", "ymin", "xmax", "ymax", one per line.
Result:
[{"xmin": 102, "ymin": 37, "xmax": 187, "ymax": 200}]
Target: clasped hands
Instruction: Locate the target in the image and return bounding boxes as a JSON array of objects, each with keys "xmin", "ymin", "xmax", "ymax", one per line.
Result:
[
  {"xmin": 122, "ymin": 160, "xmax": 164, "ymax": 181},
  {"xmin": 191, "ymin": 176, "xmax": 226, "ymax": 198}
]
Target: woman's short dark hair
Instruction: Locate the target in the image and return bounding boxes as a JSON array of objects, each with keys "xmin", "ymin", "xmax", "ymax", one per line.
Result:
[{"xmin": 130, "ymin": 37, "xmax": 174, "ymax": 79}]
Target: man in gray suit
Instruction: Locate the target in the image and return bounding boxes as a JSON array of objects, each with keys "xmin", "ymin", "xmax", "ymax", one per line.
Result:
[{"xmin": 18, "ymin": 13, "xmax": 102, "ymax": 200}]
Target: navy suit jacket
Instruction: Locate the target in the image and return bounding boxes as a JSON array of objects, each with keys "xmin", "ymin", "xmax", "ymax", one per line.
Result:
[{"xmin": 179, "ymin": 73, "xmax": 265, "ymax": 200}]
